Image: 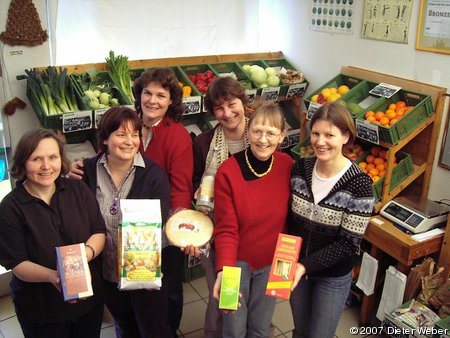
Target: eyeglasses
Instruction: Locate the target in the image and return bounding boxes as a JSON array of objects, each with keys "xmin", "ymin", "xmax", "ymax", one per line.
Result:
[{"xmin": 250, "ymin": 129, "xmax": 281, "ymax": 141}]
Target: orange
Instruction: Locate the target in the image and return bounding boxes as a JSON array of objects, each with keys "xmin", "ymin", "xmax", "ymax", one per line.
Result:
[
  {"xmin": 406, "ymin": 106, "xmax": 414, "ymax": 112},
  {"xmin": 366, "ymin": 163, "xmax": 375, "ymax": 172},
  {"xmin": 379, "ymin": 117, "xmax": 390, "ymax": 126},
  {"xmin": 370, "ymin": 146, "xmax": 381, "ymax": 156},
  {"xmin": 373, "ymin": 157, "xmax": 384, "ymax": 165},
  {"xmin": 379, "ymin": 150, "xmax": 388, "ymax": 159},
  {"xmin": 396, "ymin": 101, "xmax": 406, "ymax": 108},
  {"xmin": 378, "ymin": 170, "xmax": 386, "ymax": 177},
  {"xmin": 358, "ymin": 162, "xmax": 368, "ymax": 169},
  {"xmin": 385, "ymin": 110, "xmax": 397, "ymax": 120},
  {"xmin": 390, "ymin": 118, "xmax": 398, "ymax": 126},
  {"xmin": 372, "ymin": 175, "xmax": 381, "ymax": 183},
  {"xmin": 388, "ymin": 103, "xmax": 397, "ymax": 111},
  {"xmin": 369, "ymin": 168, "xmax": 379, "ymax": 176},
  {"xmin": 366, "ymin": 154, "xmax": 375, "ymax": 163},
  {"xmin": 374, "ymin": 111, "xmax": 385, "ymax": 121},
  {"xmin": 396, "ymin": 106, "xmax": 405, "ymax": 114},
  {"xmin": 365, "ymin": 111, "xmax": 375, "ymax": 119},
  {"xmin": 367, "ymin": 115, "xmax": 377, "ymax": 122},
  {"xmin": 376, "ymin": 163, "xmax": 385, "ymax": 171}
]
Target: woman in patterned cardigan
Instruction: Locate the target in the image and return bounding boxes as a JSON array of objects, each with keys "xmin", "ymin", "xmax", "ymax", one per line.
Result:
[{"xmin": 289, "ymin": 102, "xmax": 375, "ymax": 338}]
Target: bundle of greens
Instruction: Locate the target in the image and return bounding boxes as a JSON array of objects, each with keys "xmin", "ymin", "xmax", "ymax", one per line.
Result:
[
  {"xmin": 71, "ymin": 68, "xmax": 120, "ymax": 110},
  {"xmin": 25, "ymin": 66, "xmax": 78, "ymax": 116},
  {"xmin": 105, "ymin": 50, "xmax": 134, "ymax": 105}
]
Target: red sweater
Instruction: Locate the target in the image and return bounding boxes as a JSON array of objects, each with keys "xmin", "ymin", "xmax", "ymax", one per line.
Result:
[
  {"xmin": 140, "ymin": 117, "xmax": 193, "ymax": 210},
  {"xmin": 214, "ymin": 151, "xmax": 293, "ymax": 272}
]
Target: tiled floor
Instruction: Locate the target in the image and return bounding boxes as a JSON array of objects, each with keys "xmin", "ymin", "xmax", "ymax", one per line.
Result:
[{"xmin": 0, "ymin": 276, "xmax": 384, "ymax": 338}]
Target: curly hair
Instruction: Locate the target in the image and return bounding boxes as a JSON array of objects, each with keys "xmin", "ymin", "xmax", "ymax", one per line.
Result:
[
  {"xmin": 133, "ymin": 68, "xmax": 184, "ymax": 122},
  {"xmin": 203, "ymin": 77, "xmax": 247, "ymax": 115}
]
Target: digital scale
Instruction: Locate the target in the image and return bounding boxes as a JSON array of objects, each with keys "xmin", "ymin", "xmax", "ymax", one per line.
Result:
[{"xmin": 380, "ymin": 196, "xmax": 449, "ymax": 234}]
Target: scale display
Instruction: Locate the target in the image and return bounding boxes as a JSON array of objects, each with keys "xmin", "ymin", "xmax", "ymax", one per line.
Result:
[{"xmin": 380, "ymin": 198, "xmax": 449, "ymax": 234}]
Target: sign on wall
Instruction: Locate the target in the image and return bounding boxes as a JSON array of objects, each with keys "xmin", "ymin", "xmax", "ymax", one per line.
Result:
[{"xmin": 309, "ymin": 0, "xmax": 355, "ymax": 35}]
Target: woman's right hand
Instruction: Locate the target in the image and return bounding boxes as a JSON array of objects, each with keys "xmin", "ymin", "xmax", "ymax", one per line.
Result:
[
  {"xmin": 66, "ymin": 161, "xmax": 84, "ymax": 180},
  {"xmin": 213, "ymin": 271, "xmax": 241, "ymax": 313},
  {"xmin": 48, "ymin": 269, "xmax": 61, "ymax": 292}
]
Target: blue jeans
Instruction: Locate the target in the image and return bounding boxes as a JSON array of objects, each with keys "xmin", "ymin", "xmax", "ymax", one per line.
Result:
[
  {"xmin": 222, "ymin": 261, "xmax": 276, "ymax": 338},
  {"xmin": 289, "ymin": 271, "xmax": 352, "ymax": 338}
]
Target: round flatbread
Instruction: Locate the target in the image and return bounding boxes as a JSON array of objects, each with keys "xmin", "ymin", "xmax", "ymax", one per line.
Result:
[{"xmin": 165, "ymin": 209, "xmax": 213, "ymax": 247}]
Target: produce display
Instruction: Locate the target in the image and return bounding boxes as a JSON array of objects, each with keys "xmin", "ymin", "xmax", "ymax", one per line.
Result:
[
  {"xmin": 311, "ymin": 85, "xmax": 350, "ymax": 104},
  {"xmin": 178, "ymin": 82, "xmax": 192, "ymax": 97},
  {"xmin": 242, "ymin": 65, "xmax": 281, "ymax": 88},
  {"xmin": 297, "ymin": 141, "xmax": 365, "ymax": 160},
  {"xmin": 105, "ymin": 50, "xmax": 134, "ymax": 104},
  {"xmin": 357, "ymin": 146, "xmax": 393, "ymax": 183},
  {"xmin": 188, "ymin": 70, "xmax": 217, "ymax": 94},
  {"xmin": 71, "ymin": 69, "xmax": 121, "ymax": 110},
  {"xmin": 216, "ymin": 71, "xmax": 253, "ymax": 90},
  {"xmin": 25, "ymin": 66, "xmax": 79, "ymax": 116},
  {"xmin": 279, "ymin": 69, "xmax": 305, "ymax": 84},
  {"xmin": 363, "ymin": 100, "xmax": 414, "ymax": 127}
]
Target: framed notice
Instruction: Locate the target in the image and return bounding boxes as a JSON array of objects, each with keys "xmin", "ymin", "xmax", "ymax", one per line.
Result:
[{"xmin": 416, "ymin": 0, "xmax": 450, "ymax": 54}]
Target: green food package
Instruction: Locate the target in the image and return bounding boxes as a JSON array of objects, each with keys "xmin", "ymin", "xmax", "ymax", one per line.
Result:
[{"xmin": 219, "ymin": 266, "xmax": 241, "ymax": 310}]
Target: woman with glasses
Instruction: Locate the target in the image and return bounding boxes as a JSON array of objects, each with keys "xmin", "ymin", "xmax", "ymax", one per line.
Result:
[
  {"xmin": 212, "ymin": 102, "xmax": 294, "ymax": 337},
  {"xmin": 288, "ymin": 103, "xmax": 374, "ymax": 338}
]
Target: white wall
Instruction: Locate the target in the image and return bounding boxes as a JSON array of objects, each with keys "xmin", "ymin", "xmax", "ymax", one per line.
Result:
[{"xmin": 266, "ymin": 0, "xmax": 450, "ymax": 202}]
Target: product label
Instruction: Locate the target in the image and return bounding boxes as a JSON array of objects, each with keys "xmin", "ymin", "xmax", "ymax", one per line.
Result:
[{"xmin": 219, "ymin": 266, "xmax": 241, "ymax": 310}]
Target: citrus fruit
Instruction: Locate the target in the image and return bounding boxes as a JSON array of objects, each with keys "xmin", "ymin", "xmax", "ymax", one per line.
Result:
[
  {"xmin": 365, "ymin": 111, "xmax": 375, "ymax": 119},
  {"xmin": 311, "ymin": 94, "xmax": 319, "ymax": 103},
  {"xmin": 373, "ymin": 157, "xmax": 384, "ymax": 165},
  {"xmin": 337, "ymin": 85, "xmax": 350, "ymax": 95},
  {"xmin": 366, "ymin": 155, "xmax": 375, "ymax": 163},
  {"xmin": 388, "ymin": 103, "xmax": 397, "ymax": 111},
  {"xmin": 396, "ymin": 101, "xmax": 406, "ymax": 108},
  {"xmin": 369, "ymin": 168, "xmax": 379, "ymax": 176},
  {"xmin": 370, "ymin": 146, "xmax": 381, "ymax": 156},
  {"xmin": 372, "ymin": 175, "xmax": 381, "ymax": 183},
  {"xmin": 358, "ymin": 162, "xmax": 368, "ymax": 169},
  {"xmin": 321, "ymin": 88, "xmax": 331, "ymax": 99},
  {"xmin": 379, "ymin": 150, "xmax": 387, "ymax": 159},
  {"xmin": 374, "ymin": 111, "xmax": 385, "ymax": 121}
]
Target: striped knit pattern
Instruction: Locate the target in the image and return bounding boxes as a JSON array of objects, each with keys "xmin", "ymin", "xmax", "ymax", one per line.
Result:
[{"xmin": 290, "ymin": 156, "xmax": 375, "ymax": 276}]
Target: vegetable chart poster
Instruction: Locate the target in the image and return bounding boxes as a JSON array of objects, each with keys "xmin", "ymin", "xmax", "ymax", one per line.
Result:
[
  {"xmin": 361, "ymin": 0, "xmax": 413, "ymax": 44},
  {"xmin": 309, "ymin": 0, "xmax": 355, "ymax": 35}
]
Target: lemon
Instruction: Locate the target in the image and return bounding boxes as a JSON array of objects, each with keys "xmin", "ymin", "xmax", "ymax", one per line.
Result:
[
  {"xmin": 330, "ymin": 87, "xmax": 338, "ymax": 94},
  {"xmin": 321, "ymin": 88, "xmax": 331, "ymax": 99},
  {"xmin": 337, "ymin": 85, "xmax": 350, "ymax": 95},
  {"xmin": 327, "ymin": 93, "xmax": 341, "ymax": 102},
  {"xmin": 311, "ymin": 94, "xmax": 319, "ymax": 103}
]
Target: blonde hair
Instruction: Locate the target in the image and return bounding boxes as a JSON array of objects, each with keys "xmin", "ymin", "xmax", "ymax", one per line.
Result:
[{"xmin": 248, "ymin": 101, "xmax": 285, "ymax": 131}]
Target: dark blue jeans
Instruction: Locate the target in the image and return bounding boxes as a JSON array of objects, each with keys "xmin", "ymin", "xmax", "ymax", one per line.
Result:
[
  {"xmin": 290, "ymin": 271, "xmax": 352, "ymax": 338},
  {"xmin": 16, "ymin": 301, "xmax": 103, "ymax": 338}
]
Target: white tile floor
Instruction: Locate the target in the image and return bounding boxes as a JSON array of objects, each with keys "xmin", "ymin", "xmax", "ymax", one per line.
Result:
[{"xmin": 0, "ymin": 276, "xmax": 384, "ymax": 338}]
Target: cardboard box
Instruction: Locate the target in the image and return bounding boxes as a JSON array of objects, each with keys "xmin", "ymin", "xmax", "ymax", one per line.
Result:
[
  {"xmin": 266, "ymin": 233, "xmax": 302, "ymax": 300},
  {"xmin": 55, "ymin": 243, "xmax": 93, "ymax": 301},
  {"xmin": 219, "ymin": 266, "xmax": 241, "ymax": 310}
]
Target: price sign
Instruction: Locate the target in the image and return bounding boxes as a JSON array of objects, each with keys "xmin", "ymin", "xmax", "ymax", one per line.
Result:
[
  {"xmin": 307, "ymin": 102, "xmax": 322, "ymax": 120},
  {"xmin": 356, "ymin": 119, "xmax": 380, "ymax": 144},
  {"xmin": 369, "ymin": 83, "xmax": 401, "ymax": 98},
  {"xmin": 62, "ymin": 111, "xmax": 93, "ymax": 133},
  {"xmin": 286, "ymin": 83, "xmax": 307, "ymax": 98},
  {"xmin": 94, "ymin": 108, "xmax": 108, "ymax": 129},
  {"xmin": 183, "ymin": 96, "xmax": 202, "ymax": 115},
  {"xmin": 260, "ymin": 87, "xmax": 280, "ymax": 101},
  {"xmin": 245, "ymin": 89, "xmax": 257, "ymax": 104}
]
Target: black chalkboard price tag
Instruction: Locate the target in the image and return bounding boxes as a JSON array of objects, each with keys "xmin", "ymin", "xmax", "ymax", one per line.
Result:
[
  {"xmin": 287, "ymin": 83, "xmax": 307, "ymax": 98},
  {"xmin": 245, "ymin": 89, "xmax": 258, "ymax": 104},
  {"xmin": 183, "ymin": 96, "xmax": 202, "ymax": 115},
  {"xmin": 307, "ymin": 102, "xmax": 322, "ymax": 120},
  {"xmin": 261, "ymin": 86, "xmax": 280, "ymax": 101},
  {"xmin": 94, "ymin": 108, "xmax": 108, "ymax": 129},
  {"xmin": 356, "ymin": 119, "xmax": 380, "ymax": 144},
  {"xmin": 62, "ymin": 111, "xmax": 93, "ymax": 133}
]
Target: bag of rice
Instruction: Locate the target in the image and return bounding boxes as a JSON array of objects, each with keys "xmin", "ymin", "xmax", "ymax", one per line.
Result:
[{"xmin": 118, "ymin": 199, "xmax": 162, "ymax": 290}]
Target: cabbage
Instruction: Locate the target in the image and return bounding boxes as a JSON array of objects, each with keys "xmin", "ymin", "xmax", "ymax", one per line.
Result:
[
  {"xmin": 265, "ymin": 67, "xmax": 276, "ymax": 77},
  {"xmin": 93, "ymin": 89, "xmax": 101, "ymax": 98},
  {"xmin": 242, "ymin": 65, "xmax": 251, "ymax": 73},
  {"xmin": 259, "ymin": 83, "xmax": 268, "ymax": 88},
  {"xmin": 99, "ymin": 92, "xmax": 110, "ymax": 105},
  {"xmin": 267, "ymin": 75, "xmax": 280, "ymax": 87},
  {"xmin": 251, "ymin": 68, "xmax": 267, "ymax": 84},
  {"xmin": 250, "ymin": 65, "xmax": 264, "ymax": 74}
]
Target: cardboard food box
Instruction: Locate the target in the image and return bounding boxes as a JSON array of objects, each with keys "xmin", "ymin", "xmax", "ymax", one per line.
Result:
[
  {"xmin": 56, "ymin": 243, "xmax": 93, "ymax": 301},
  {"xmin": 219, "ymin": 266, "xmax": 241, "ymax": 310},
  {"xmin": 266, "ymin": 233, "xmax": 302, "ymax": 300}
]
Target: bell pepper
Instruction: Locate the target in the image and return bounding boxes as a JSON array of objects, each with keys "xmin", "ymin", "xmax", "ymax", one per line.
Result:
[{"xmin": 182, "ymin": 86, "xmax": 192, "ymax": 97}]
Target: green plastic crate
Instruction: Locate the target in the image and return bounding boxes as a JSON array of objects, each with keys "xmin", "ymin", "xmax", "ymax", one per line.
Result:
[
  {"xmin": 370, "ymin": 151, "xmax": 413, "ymax": 202},
  {"xmin": 171, "ymin": 66, "xmax": 202, "ymax": 115},
  {"xmin": 355, "ymin": 90, "xmax": 433, "ymax": 145},
  {"xmin": 263, "ymin": 58, "xmax": 309, "ymax": 98},
  {"xmin": 209, "ymin": 61, "xmax": 253, "ymax": 87},
  {"xmin": 179, "ymin": 63, "xmax": 219, "ymax": 94},
  {"xmin": 290, "ymin": 137, "xmax": 312, "ymax": 161},
  {"xmin": 337, "ymin": 81, "xmax": 384, "ymax": 116},
  {"xmin": 304, "ymin": 74, "xmax": 363, "ymax": 109},
  {"xmin": 236, "ymin": 59, "xmax": 269, "ymax": 97}
]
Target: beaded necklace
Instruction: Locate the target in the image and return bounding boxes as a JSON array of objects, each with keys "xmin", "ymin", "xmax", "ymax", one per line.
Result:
[{"xmin": 244, "ymin": 148, "xmax": 274, "ymax": 178}]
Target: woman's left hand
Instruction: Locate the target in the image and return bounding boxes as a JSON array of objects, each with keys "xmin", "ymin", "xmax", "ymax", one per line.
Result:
[
  {"xmin": 291, "ymin": 263, "xmax": 306, "ymax": 291},
  {"xmin": 181, "ymin": 244, "xmax": 201, "ymax": 257}
]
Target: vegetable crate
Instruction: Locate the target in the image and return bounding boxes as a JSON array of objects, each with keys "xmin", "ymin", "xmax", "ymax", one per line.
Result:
[
  {"xmin": 236, "ymin": 59, "xmax": 268, "ymax": 97},
  {"xmin": 355, "ymin": 90, "xmax": 433, "ymax": 145},
  {"xmin": 370, "ymin": 151, "xmax": 414, "ymax": 202},
  {"xmin": 26, "ymin": 81, "xmax": 63, "ymax": 130},
  {"xmin": 303, "ymin": 74, "xmax": 364, "ymax": 109},
  {"xmin": 263, "ymin": 58, "xmax": 309, "ymax": 98},
  {"xmin": 337, "ymin": 80, "xmax": 384, "ymax": 116},
  {"xmin": 171, "ymin": 66, "xmax": 202, "ymax": 115}
]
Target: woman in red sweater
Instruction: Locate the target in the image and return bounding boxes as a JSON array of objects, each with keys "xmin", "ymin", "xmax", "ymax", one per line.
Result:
[
  {"xmin": 212, "ymin": 102, "xmax": 294, "ymax": 337},
  {"xmin": 133, "ymin": 68, "xmax": 194, "ymax": 337}
]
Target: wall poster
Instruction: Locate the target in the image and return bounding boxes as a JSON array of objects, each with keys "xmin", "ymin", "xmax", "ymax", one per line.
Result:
[
  {"xmin": 361, "ymin": 0, "xmax": 413, "ymax": 43},
  {"xmin": 309, "ymin": 0, "xmax": 355, "ymax": 35},
  {"xmin": 416, "ymin": 0, "xmax": 450, "ymax": 54}
]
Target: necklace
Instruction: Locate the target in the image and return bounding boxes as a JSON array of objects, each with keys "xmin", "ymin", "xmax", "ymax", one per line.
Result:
[
  {"xmin": 244, "ymin": 148, "xmax": 274, "ymax": 178},
  {"xmin": 141, "ymin": 120, "xmax": 152, "ymax": 130}
]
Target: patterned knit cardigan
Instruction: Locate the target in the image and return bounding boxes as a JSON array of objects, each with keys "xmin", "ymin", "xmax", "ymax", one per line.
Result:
[{"xmin": 289, "ymin": 156, "xmax": 375, "ymax": 277}]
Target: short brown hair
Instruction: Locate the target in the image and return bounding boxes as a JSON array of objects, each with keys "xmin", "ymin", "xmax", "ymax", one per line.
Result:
[
  {"xmin": 310, "ymin": 102, "xmax": 356, "ymax": 144},
  {"xmin": 10, "ymin": 129, "xmax": 70, "ymax": 180},
  {"xmin": 248, "ymin": 101, "xmax": 285, "ymax": 131},
  {"xmin": 97, "ymin": 106, "xmax": 142, "ymax": 153},
  {"xmin": 133, "ymin": 68, "xmax": 184, "ymax": 122},
  {"xmin": 204, "ymin": 77, "xmax": 247, "ymax": 115}
]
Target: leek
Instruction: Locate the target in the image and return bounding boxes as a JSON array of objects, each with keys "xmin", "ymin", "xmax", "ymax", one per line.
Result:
[{"xmin": 105, "ymin": 50, "xmax": 134, "ymax": 104}]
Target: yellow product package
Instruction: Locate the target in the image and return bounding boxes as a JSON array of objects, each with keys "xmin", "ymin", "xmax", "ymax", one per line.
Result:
[{"xmin": 118, "ymin": 199, "xmax": 162, "ymax": 290}]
